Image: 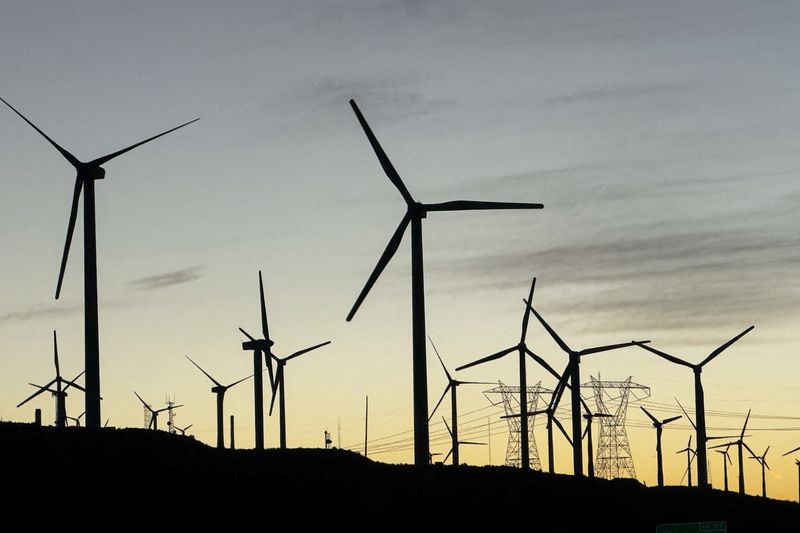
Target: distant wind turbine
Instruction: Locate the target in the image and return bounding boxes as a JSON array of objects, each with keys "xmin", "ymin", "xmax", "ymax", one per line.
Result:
[
  {"xmin": 267, "ymin": 340, "xmax": 331, "ymax": 449},
  {"xmin": 17, "ymin": 331, "xmax": 85, "ymax": 427},
  {"xmin": 1, "ymin": 98, "xmax": 198, "ymax": 428},
  {"xmin": 186, "ymin": 356, "xmax": 252, "ymax": 449},
  {"xmin": 640, "ymin": 406, "xmax": 681, "ymax": 487},
  {"xmin": 345, "ymin": 100, "xmax": 543, "ymax": 466},
  {"xmin": 525, "ymin": 299, "xmax": 648, "ymax": 476},
  {"xmin": 709, "ymin": 409, "xmax": 754, "ymax": 495},
  {"xmin": 427, "ymin": 337, "xmax": 493, "ymax": 466},
  {"xmin": 67, "ymin": 411, "xmax": 86, "ymax": 427},
  {"xmin": 748, "ymin": 446, "xmax": 771, "ymax": 498},
  {"xmin": 440, "ymin": 417, "xmax": 486, "ymax": 465},
  {"xmin": 677, "ymin": 435, "xmax": 697, "ymax": 487},
  {"xmin": 634, "ymin": 326, "xmax": 754, "ymax": 487},
  {"xmin": 714, "ymin": 444, "xmax": 733, "ymax": 492},
  {"xmin": 582, "ymin": 407, "xmax": 612, "ymax": 479},
  {"xmin": 133, "ymin": 391, "xmax": 182, "ymax": 431},
  {"xmin": 457, "ymin": 278, "xmax": 562, "ymax": 470},
  {"xmin": 782, "ymin": 445, "xmax": 800, "ymax": 503}
]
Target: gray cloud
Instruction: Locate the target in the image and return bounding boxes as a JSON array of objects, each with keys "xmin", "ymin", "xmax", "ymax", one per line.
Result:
[
  {"xmin": 271, "ymin": 75, "xmax": 455, "ymax": 129},
  {"xmin": 128, "ymin": 266, "xmax": 205, "ymax": 291},
  {"xmin": 545, "ymin": 82, "xmax": 690, "ymax": 107},
  {"xmin": 0, "ymin": 304, "xmax": 81, "ymax": 323}
]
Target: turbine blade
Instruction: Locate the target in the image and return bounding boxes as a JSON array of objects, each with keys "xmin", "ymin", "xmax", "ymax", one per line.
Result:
[
  {"xmin": 16, "ymin": 379, "xmax": 57, "ymax": 407},
  {"xmin": 427, "ymin": 336, "xmax": 452, "ymax": 383},
  {"xmin": 459, "ymin": 381, "xmax": 497, "ymax": 386},
  {"xmin": 708, "ymin": 441, "xmax": 737, "ymax": 450},
  {"xmin": 441, "ymin": 416, "xmax": 452, "ymax": 438},
  {"xmin": 582, "ymin": 424, "xmax": 589, "ymax": 440},
  {"xmin": 285, "ymin": 341, "xmax": 331, "ymax": 361},
  {"xmin": 185, "ymin": 356, "xmax": 222, "ymax": 388},
  {"xmin": 258, "ymin": 271, "xmax": 270, "ymax": 341},
  {"xmin": 133, "ymin": 391, "xmax": 152, "ymax": 412},
  {"xmin": 226, "ymin": 373, "xmax": 254, "ymax": 390},
  {"xmin": 349, "ymin": 99, "xmax": 414, "ymax": 206},
  {"xmin": 53, "ymin": 330, "xmax": 60, "ymax": 378},
  {"xmin": 238, "ymin": 327, "xmax": 256, "ymax": 342},
  {"xmin": 455, "ymin": 346, "xmax": 516, "ymax": 372},
  {"xmin": 741, "ymin": 409, "xmax": 752, "ymax": 439},
  {"xmin": 520, "ymin": 277, "xmax": 536, "ymax": 342},
  {"xmin": 459, "ymin": 441, "xmax": 486, "ymax": 446},
  {"xmin": 579, "ymin": 340, "xmax": 648, "ymax": 356},
  {"xmin": 675, "ymin": 398, "xmax": 697, "ymax": 431},
  {"xmin": 346, "ymin": 213, "xmax": 411, "ymax": 321},
  {"xmin": 699, "ymin": 326, "xmax": 755, "ymax": 367},
  {"xmin": 55, "ymin": 177, "xmax": 83, "ymax": 299},
  {"xmin": 428, "ymin": 384, "xmax": 451, "ymax": 422},
  {"xmin": 0, "ymin": 97, "xmax": 80, "ymax": 167},
  {"xmin": 62, "ymin": 370, "xmax": 86, "ymax": 393},
  {"xmin": 640, "ymin": 406, "xmax": 659, "ymax": 425},
  {"xmin": 424, "ymin": 200, "xmax": 544, "ymax": 212},
  {"xmin": 550, "ymin": 363, "xmax": 572, "ymax": 410},
  {"xmin": 662, "ymin": 415, "xmax": 682, "ymax": 425},
  {"xmin": 88, "ymin": 118, "xmax": 199, "ymax": 166},
  {"xmin": 443, "ymin": 448, "xmax": 453, "ymax": 464},
  {"xmin": 634, "ymin": 342, "xmax": 694, "ymax": 368},
  {"xmin": 524, "ymin": 347, "xmax": 561, "ymax": 381},
  {"xmin": 553, "ymin": 416, "xmax": 572, "ymax": 446},
  {"xmin": 783, "ymin": 445, "xmax": 800, "ymax": 457},
  {"xmin": 269, "ymin": 365, "xmax": 283, "ymax": 417},
  {"xmin": 525, "ymin": 304, "xmax": 572, "ymax": 355}
]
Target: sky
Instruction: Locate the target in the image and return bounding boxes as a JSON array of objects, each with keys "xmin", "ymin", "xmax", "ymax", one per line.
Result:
[{"xmin": 1, "ymin": 0, "xmax": 799, "ymax": 499}]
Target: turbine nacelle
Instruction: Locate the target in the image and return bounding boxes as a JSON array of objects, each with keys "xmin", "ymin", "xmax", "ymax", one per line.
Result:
[
  {"xmin": 78, "ymin": 165, "xmax": 106, "ymax": 180},
  {"xmin": 242, "ymin": 339, "xmax": 274, "ymax": 351}
]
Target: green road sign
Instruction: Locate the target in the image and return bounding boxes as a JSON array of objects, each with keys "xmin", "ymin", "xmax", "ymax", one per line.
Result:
[{"xmin": 656, "ymin": 522, "xmax": 726, "ymax": 533}]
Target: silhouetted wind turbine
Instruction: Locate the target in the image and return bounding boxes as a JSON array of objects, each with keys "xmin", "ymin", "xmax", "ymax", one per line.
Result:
[
  {"xmin": 267, "ymin": 340, "xmax": 331, "ymax": 449},
  {"xmin": 526, "ymin": 300, "xmax": 647, "ymax": 476},
  {"xmin": 186, "ymin": 356, "xmax": 252, "ymax": 449},
  {"xmin": 440, "ymin": 417, "xmax": 486, "ymax": 464},
  {"xmin": 427, "ymin": 337, "xmax": 493, "ymax": 466},
  {"xmin": 345, "ymin": 100, "xmax": 543, "ymax": 466},
  {"xmin": 749, "ymin": 446, "xmax": 770, "ymax": 498},
  {"xmin": 67, "ymin": 411, "xmax": 86, "ymax": 427},
  {"xmin": 640, "ymin": 406, "xmax": 681, "ymax": 487},
  {"xmin": 174, "ymin": 424, "xmax": 193, "ymax": 437},
  {"xmin": 239, "ymin": 271, "xmax": 276, "ymax": 450},
  {"xmin": 582, "ymin": 407, "xmax": 612, "ymax": 479},
  {"xmin": 782, "ymin": 446, "xmax": 800, "ymax": 502},
  {"xmin": 634, "ymin": 326, "xmax": 754, "ymax": 487},
  {"xmin": 709, "ymin": 409, "xmax": 753, "ymax": 494},
  {"xmin": 457, "ymin": 279, "xmax": 563, "ymax": 469},
  {"xmin": 715, "ymin": 444, "xmax": 733, "ymax": 491},
  {"xmin": 503, "ymin": 365, "xmax": 572, "ymax": 473},
  {"xmin": 0, "ymin": 98, "xmax": 198, "ymax": 429},
  {"xmin": 677, "ymin": 435, "xmax": 697, "ymax": 487},
  {"xmin": 17, "ymin": 330, "xmax": 85, "ymax": 427},
  {"xmin": 133, "ymin": 392, "xmax": 183, "ymax": 431}
]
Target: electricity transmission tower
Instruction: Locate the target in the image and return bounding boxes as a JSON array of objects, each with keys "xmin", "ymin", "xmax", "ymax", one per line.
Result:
[
  {"xmin": 485, "ymin": 381, "xmax": 551, "ymax": 470},
  {"xmin": 587, "ymin": 375, "xmax": 650, "ymax": 479},
  {"xmin": 166, "ymin": 395, "xmax": 177, "ymax": 434}
]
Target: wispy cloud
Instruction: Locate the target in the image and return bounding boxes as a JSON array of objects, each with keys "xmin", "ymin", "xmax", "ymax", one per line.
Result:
[
  {"xmin": 545, "ymin": 82, "xmax": 690, "ymax": 107},
  {"xmin": 0, "ymin": 304, "xmax": 81, "ymax": 323},
  {"xmin": 128, "ymin": 266, "xmax": 205, "ymax": 291}
]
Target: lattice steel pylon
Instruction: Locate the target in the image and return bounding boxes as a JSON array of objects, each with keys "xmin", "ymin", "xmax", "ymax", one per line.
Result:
[
  {"xmin": 485, "ymin": 381, "xmax": 551, "ymax": 470},
  {"xmin": 166, "ymin": 395, "xmax": 177, "ymax": 434},
  {"xmin": 586, "ymin": 375, "xmax": 650, "ymax": 480}
]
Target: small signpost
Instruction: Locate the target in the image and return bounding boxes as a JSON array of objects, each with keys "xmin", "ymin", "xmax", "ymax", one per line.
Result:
[{"xmin": 656, "ymin": 522, "xmax": 726, "ymax": 533}]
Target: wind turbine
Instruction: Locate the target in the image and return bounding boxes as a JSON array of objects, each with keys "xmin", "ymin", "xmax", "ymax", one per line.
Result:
[
  {"xmin": 782, "ymin": 446, "xmax": 800, "ymax": 503},
  {"xmin": 67, "ymin": 411, "xmax": 86, "ymax": 427},
  {"xmin": 440, "ymin": 417, "xmax": 486, "ymax": 465},
  {"xmin": 749, "ymin": 446, "xmax": 771, "ymax": 498},
  {"xmin": 640, "ymin": 406, "xmax": 681, "ymax": 487},
  {"xmin": 456, "ymin": 278, "xmax": 563, "ymax": 469},
  {"xmin": 174, "ymin": 424, "xmax": 193, "ymax": 437},
  {"xmin": 525, "ymin": 300, "xmax": 647, "ymax": 476},
  {"xmin": 267, "ymin": 339, "xmax": 331, "ymax": 449},
  {"xmin": 714, "ymin": 445, "xmax": 733, "ymax": 491},
  {"xmin": 427, "ymin": 337, "xmax": 493, "ymax": 466},
  {"xmin": 133, "ymin": 392, "xmax": 183, "ymax": 431},
  {"xmin": 0, "ymin": 98, "xmax": 198, "ymax": 428},
  {"xmin": 186, "ymin": 356, "xmax": 252, "ymax": 449},
  {"xmin": 677, "ymin": 435, "xmax": 697, "ymax": 487},
  {"xmin": 582, "ymin": 407, "xmax": 612, "ymax": 479},
  {"xmin": 17, "ymin": 330, "xmax": 85, "ymax": 427},
  {"xmin": 709, "ymin": 409, "xmax": 753, "ymax": 494},
  {"xmin": 345, "ymin": 99, "xmax": 543, "ymax": 466},
  {"xmin": 634, "ymin": 326, "xmax": 754, "ymax": 487},
  {"xmin": 503, "ymin": 364, "xmax": 572, "ymax": 473},
  {"xmin": 239, "ymin": 271, "xmax": 276, "ymax": 450}
]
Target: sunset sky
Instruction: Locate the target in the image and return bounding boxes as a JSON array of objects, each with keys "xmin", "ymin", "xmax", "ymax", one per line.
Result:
[{"xmin": 1, "ymin": 1, "xmax": 799, "ymax": 499}]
